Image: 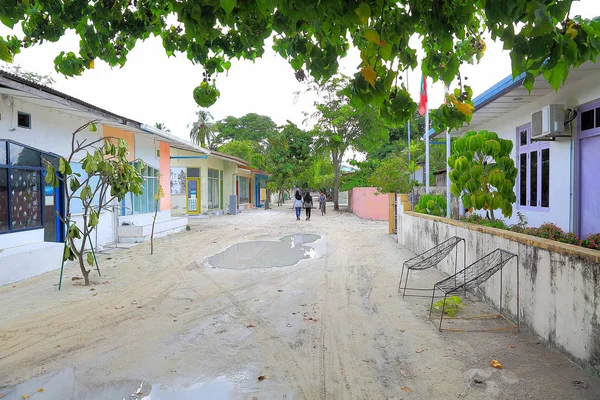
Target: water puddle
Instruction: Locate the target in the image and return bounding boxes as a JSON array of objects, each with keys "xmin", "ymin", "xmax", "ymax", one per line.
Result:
[
  {"xmin": 0, "ymin": 368, "xmax": 231, "ymax": 400},
  {"xmin": 207, "ymin": 234, "xmax": 321, "ymax": 270}
]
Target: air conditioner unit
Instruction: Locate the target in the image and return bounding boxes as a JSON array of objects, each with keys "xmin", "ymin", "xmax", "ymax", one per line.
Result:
[{"xmin": 531, "ymin": 104, "xmax": 565, "ymax": 139}]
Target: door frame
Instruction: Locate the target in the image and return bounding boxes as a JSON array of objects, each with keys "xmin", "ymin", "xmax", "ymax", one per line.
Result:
[
  {"xmin": 186, "ymin": 178, "xmax": 201, "ymax": 214},
  {"xmin": 577, "ymin": 100, "xmax": 600, "ymax": 236}
]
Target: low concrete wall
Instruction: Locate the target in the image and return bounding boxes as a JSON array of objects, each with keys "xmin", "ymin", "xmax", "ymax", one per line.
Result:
[
  {"xmin": 397, "ymin": 195, "xmax": 600, "ymax": 372},
  {"xmin": 0, "ymin": 229, "xmax": 63, "ymax": 287},
  {"xmin": 348, "ymin": 187, "xmax": 389, "ymax": 221}
]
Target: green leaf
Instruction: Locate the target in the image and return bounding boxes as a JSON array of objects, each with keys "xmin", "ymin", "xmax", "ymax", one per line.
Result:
[
  {"xmin": 89, "ymin": 209, "xmax": 99, "ymax": 228},
  {"xmin": 365, "ymin": 29, "xmax": 381, "ymax": 46},
  {"xmin": 86, "ymin": 251, "xmax": 94, "ymax": 266},
  {"xmin": 69, "ymin": 177, "xmax": 81, "ymax": 192},
  {"xmin": 0, "ymin": 42, "xmax": 12, "ymax": 62},
  {"xmin": 45, "ymin": 165, "xmax": 56, "ymax": 185},
  {"xmin": 355, "ymin": 3, "xmax": 371, "ymax": 24},
  {"xmin": 220, "ymin": 0, "xmax": 236, "ymax": 15},
  {"xmin": 89, "ymin": 122, "xmax": 97, "ymax": 132},
  {"xmin": 223, "ymin": 61, "xmax": 231, "ymax": 70}
]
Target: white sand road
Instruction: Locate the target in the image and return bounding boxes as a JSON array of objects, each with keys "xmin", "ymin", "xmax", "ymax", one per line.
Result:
[{"xmin": 0, "ymin": 206, "xmax": 598, "ymax": 399}]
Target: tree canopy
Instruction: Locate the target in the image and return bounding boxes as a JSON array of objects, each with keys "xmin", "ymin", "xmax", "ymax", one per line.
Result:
[
  {"xmin": 212, "ymin": 113, "xmax": 278, "ymax": 148},
  {"xmin": 2, "ymin": 1, "xmax": 598, "ymax": 131}
]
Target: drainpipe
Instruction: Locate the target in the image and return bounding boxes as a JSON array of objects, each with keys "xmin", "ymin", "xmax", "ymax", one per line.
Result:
[{"xmin": 569, "ymin": 138, "xmax": 573, "ymax": 232}]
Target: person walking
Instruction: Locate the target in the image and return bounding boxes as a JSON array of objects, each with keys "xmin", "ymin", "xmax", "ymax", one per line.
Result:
[
  {"xmin": 319, "ymin": 191, "xmax": 326, "ymax": 215},
  {"xmin": 293, "ymin": 190, "xmax": 303, "ymax": 220},
  {"xmin": 303, "ymin": 191, "xmax": 313, "ymax": 221}
]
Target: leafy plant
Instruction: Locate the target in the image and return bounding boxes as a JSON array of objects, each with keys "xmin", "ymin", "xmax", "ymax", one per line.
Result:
[
  {"xmin": 581, "ymin": 233, "xmax": 600, "ymax": 250},
  {"xmin": 310, "ymin": 77, "xmax": 388, "ymax": 210},
  {"xmin": 449, "ymin": 130, "xmax": 518, "ymax": 220},
  {"xmin": 414, "ymin": 194, "xmax": 446, "ymax": 217},
  {"xmin": 3, "ymin": 2, "xmax": 597, "ymax": 131},
  {"xmin": 43, "ymin": 121, "xmax": 143, "ymax": 285},
  {"xmin": 368, "ymin": 155, "xmax": 414, "ymax": 194},
  {"xmin": 431, "ymin": 296, "xmax": 463, "ymax": 317},
  {"xmin": 185, "ymin": 225, "xmax": 191, "ymax": 231}
]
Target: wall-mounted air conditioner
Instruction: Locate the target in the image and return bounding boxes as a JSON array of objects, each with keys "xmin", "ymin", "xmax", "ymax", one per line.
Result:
[{"xmin": 531, "ymin": 104, "xmax": 565, "ymax": 140}]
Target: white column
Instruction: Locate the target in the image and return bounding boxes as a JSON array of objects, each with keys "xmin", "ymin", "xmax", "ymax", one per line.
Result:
[
  {"xmin": 425, "ymin": 110, "xmax": 430, "ymax": 194},
  {"xmin": 446, "ymin": 130, "xmax": 451, "ymax": 218}
]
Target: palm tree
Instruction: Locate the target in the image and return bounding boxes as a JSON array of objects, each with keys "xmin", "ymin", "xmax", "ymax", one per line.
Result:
[
  {"xmin": 154, "ymin": 122, "xmax": 171, "ymax": 132},
  {"xmin": 189, "ymin": 109, "xmax": 215, "ymax": 148}
]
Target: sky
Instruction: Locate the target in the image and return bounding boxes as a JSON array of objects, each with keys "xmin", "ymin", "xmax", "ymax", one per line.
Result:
[{"xmin": 1, "ymin": 1, "xmax": 600, "ymax": 144}]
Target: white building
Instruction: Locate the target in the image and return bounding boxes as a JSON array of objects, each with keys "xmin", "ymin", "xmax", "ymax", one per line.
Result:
[
  {"xmin": 433, "ymin": 62, "xmax": 600, "ymax": 237},
  {"xmin": 0, "ymin": 71, "xmax": 205, "ymax": 285}
]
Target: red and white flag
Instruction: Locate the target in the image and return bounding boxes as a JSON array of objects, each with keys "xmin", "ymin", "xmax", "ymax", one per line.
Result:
[{"xmin": 418, "ymin": 75, "xmax": 428, "ymax": 116}]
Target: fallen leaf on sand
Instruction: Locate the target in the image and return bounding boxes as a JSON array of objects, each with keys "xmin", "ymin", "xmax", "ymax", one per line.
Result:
[
  {"xmin": 304, "ymin": 317, "xmax": 318, "ymax": 322},
  {"xmin": 508, "ymin": 344, "xmax": 515, "ymax": 349},
  {"xmin": 258, "ymin": 375, "xmax": 267, "ymax": 381},
  {"xmin": 37, "ymin": 388, "xmax": 43, "ymax": 392},
  {"xmin": 12, "ymin": 285, "xmax": 16, "ymax": 288},
  {"xmin": 401, "ymin": 386, "xmax": 412, "ymax": 392},
  {"xmin": 92, "ymin": 293, "xmax": 97, "ymax": 297},
  {"xmin": 247, "ymin": 324, "xmax": 256, "ymax": 328},
  {"xmin": 22, "ymin": 395, "xmax": 28, "ymax": 399},
  {"xmin": 278, "ymin": 289, "xmax": 283, "ymax": 292},
  {"xmin": 114, "ymin": 306, "xmax": 124, "ymax": 310},
  {"xmin": 399, "ymin": 329, "xmax": 406, "ymax": 332},
  {"xmin": 90, "ymin": 288, "xmax": 96, "ymax": 291},
  {"xmin": 71, "ymin": 277, "xmax": 82, "ymax": 281},
  {"xmin": 490, "ymin": 360, "xmax": 503, "ymax": 369},
  {"xmin": 56, "ymin": 345, "xmax": 61, "ymax": 348},
  {"xmin": 416, "ymin": 349, "xmax": 425, "ymax": 353}
]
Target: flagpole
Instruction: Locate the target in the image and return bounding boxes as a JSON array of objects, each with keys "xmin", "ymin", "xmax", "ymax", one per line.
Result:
[
  {"xmin": 425, "ymin": 107, "xmax": 430, "ymax": 195},
  {"xmin": 446, "ymin": 130, "xmax": 451, "ymax": 218},
  {"xmin": 445, "ymin": 84, "xmax": 451, "ymax": 218}
]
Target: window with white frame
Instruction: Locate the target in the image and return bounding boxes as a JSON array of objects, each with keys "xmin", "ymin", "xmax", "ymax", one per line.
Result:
[
  {"xmin": 238, "ymin": 176, "xmax": 249, "ymax": 204},
  {"xmin": 207, "ymin": 168, "xmax": 221, "ymax": 209},
  {"xmin": 121, "ymin": 161, "xmax": 160, "ymax": 215},
  {"xmin": 517, "ymin": 124, "xmax": 550, "ymax": 210}
]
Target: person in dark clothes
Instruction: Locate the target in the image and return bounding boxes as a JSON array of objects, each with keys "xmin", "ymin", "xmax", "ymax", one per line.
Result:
[
  {"xmin": 303, "ymin": 191, "xmax": 313, "ymax": 221},
  {"xmin": 294, "ymin": 190, "xmax": 303, "ymax": 220}
]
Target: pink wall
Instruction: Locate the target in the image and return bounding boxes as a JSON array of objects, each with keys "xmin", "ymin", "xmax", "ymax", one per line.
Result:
[
  {"xmin": 159, "ymin": 141, "xmax": 171, "ymax": 211},
  {"xmin": 349, "ymin": 187, "xmax": 389, "ymax": 221}
]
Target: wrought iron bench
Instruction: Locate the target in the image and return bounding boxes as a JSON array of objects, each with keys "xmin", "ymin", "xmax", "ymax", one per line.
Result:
[
  {"xmin": 398, "ymin": 236, "xmax": 465, "ymax": 297},
  {"xmin": 429, "ymin": 248, "xmax": 519, "ymax": 332}
]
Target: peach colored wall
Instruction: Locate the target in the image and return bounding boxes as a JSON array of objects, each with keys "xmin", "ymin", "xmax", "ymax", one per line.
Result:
[
  {"xmin": 103, "ymin": 126, "xmax": 135, "ymax": 162},
  {"xmin": 159, "ymin": 141, "xmax": 171, "ymax": 210},
  {"xmin": 349, "ymin": 187, "xmax": 389, "ymax": 221}
]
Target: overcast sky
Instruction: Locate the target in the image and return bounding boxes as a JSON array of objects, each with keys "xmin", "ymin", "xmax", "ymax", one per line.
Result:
[{"xmin": 1, "ymin": 1, "xmax": 600, "ymax": 143}]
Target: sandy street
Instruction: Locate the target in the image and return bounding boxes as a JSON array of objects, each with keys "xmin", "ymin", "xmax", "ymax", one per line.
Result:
[{"xmin": 0, "ymin": 206, "xmax": 599, "ymax": 399}]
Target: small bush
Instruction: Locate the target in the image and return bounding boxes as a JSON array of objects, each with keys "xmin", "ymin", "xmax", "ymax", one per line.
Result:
[
  {"xmin": 458, "ymin": 216, "xmax": 599, "ymax": 251},
  {"xmin": 415, "ymin": 194, "xmax": 446, "ymax": 216},
  {"xmin": 430, "ymin": 296, "xmax": 463, "ymax": 317},
  {"xmin": 581, "ymin": 233, "xmax": 600, "ymax": 250}
]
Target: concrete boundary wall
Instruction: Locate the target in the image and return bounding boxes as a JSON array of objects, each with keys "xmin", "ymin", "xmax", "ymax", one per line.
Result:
[
  {"xmin": 348, "ymin": 187, "xmax": 390, "ymax": 221},
  {"xmin": 396, "ymin": 195, "xmax": 600, "ymax": 373}
]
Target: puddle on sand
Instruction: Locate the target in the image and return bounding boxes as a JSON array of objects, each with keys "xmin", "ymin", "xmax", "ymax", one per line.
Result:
[
  {"xmin": 207, "ymin": 234, "xmax": 321, "ymax": 270},
  {"xmin": 0, "ymin": 368, "xmax": 231, "ymax": 400}
]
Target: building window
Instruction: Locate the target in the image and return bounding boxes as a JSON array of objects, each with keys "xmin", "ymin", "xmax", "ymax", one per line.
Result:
[
  {"xmin": 238, "ymin": 176, "xmax": 249, "ymax": 204},
  {"xmin": 0, "ymin": 140, "xmax": 46, "ymax": 234},
  {"xmin": 121, "ymin": 161, "xmax": 160, "ymax": 215},
  {"xmin": 207, "ymin": 168, "xmax": 221, "ymax": 209},
  {"xmin": 17, "ymin": 112, "xmax": 31, "ymax": 129},
  {"xmin": 580, "ymin": 107, "xmax": 600, "ymax": 131},
  {"xmin": 517, "ymin": 125, "xmax": 550, "ymax": 210}
]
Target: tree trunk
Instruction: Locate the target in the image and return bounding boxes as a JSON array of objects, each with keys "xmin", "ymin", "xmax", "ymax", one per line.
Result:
[
  {"xmin": 78, "ymin": 255, "xmax": 90, "ymax": 286},
  {"xmin": 332, "ymin": 151, "xmax": 342, "ymax": 211},
  {"xmin": 265, "ymin": 188, "xmax": 271, "ymax": 209},
  {"xmin": 151, "ymin": 201, "xmax": 159, "ymax": 255}
]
